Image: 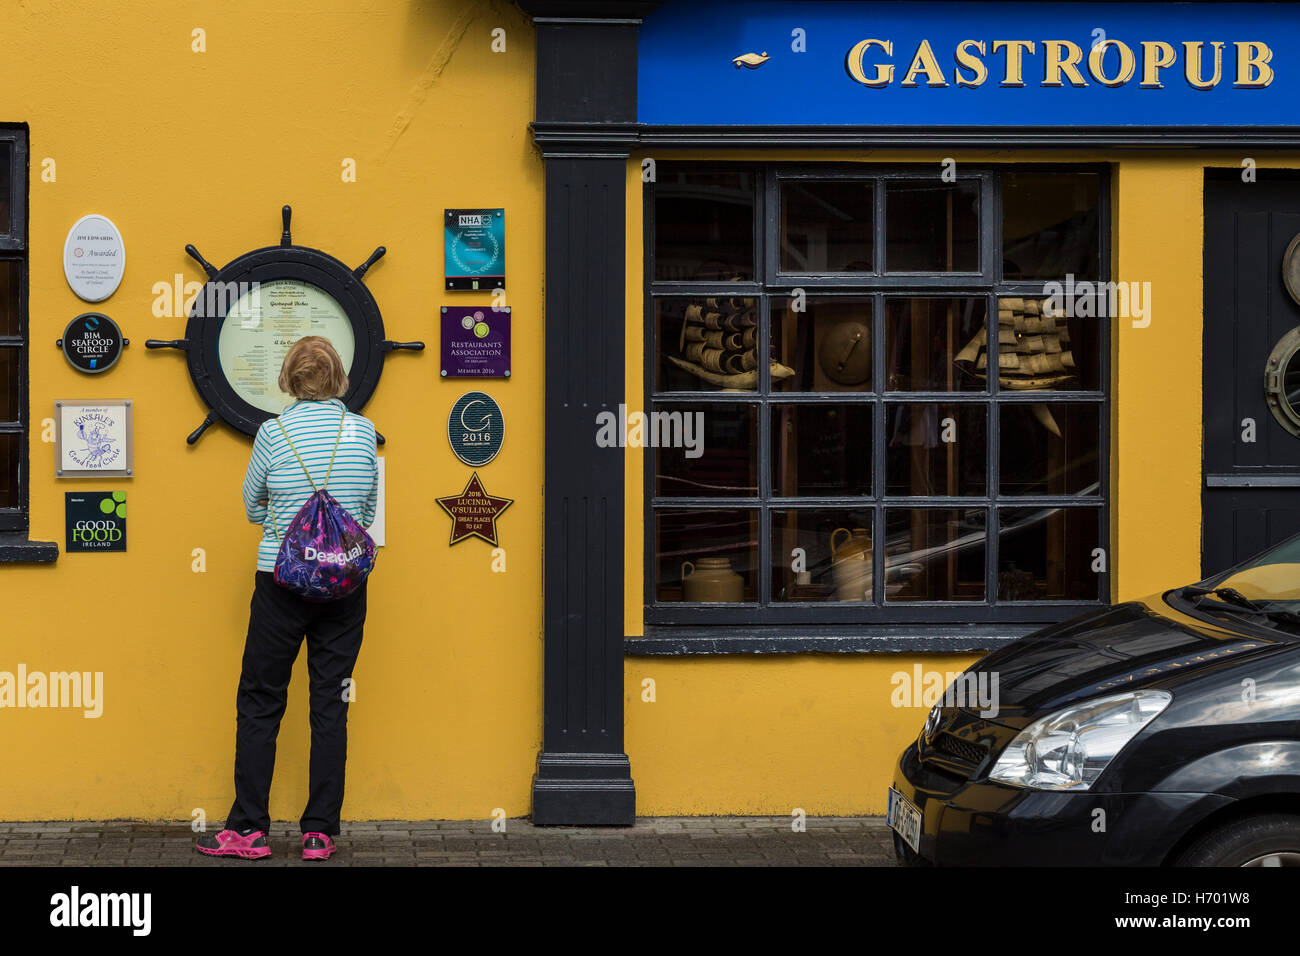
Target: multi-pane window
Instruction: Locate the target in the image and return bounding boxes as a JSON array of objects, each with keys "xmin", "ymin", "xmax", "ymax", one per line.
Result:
[
  {"xmin": 646, "ymin": 164, "xmax": 1108, "ymax": 627},
  {"xmin": 0, "ymin": 128, "xmax": 27, "ymax": 533}
]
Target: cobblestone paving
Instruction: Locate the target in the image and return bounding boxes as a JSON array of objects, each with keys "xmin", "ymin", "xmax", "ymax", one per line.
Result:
[{"xmin": 0, "ymin": 817, "xmax": 898, "ymax": 866}]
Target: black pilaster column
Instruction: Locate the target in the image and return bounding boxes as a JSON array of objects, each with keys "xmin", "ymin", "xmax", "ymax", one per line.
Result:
[{"xmin": 521, "ymin": 1, "xmax": 658, "ymax": 825}]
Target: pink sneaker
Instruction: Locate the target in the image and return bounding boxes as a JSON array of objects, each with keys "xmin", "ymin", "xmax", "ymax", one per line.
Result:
[
  {"xmin": 196, "ymin": 829, "xmax": 271, "ymax": 859},
  {"xmin": 302, "ymin": 832, "xmax": 336, "ymax": 860}
]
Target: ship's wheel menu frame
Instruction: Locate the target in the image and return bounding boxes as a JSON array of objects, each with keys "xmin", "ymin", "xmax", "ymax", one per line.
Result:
[{"xmin": 146, "ymin": 205, "xmax": 423, "ymax": 444}]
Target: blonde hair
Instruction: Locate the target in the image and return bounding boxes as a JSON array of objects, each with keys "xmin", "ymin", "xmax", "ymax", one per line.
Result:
[{"xmin": 278, "ymin": 336, "xmax": 349, "ymax": 401}]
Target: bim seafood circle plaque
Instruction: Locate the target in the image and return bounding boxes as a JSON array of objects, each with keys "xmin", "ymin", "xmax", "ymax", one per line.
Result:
[
  {"xmin": 146, "ymin": 205, "xmax": 423, "ymax": 444},
  {"xmin": 58, "ymin": 313, "xmax": 127, "ymax": 373}
]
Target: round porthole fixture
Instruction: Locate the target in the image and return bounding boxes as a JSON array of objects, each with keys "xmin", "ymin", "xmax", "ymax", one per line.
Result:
[
  {"xmin": 1284, "ymin": 232, "xmax": 1300, "ymax": 307},
  {"xmin": 146, "ymin": 205, "xmax": 423, "ymax": 444},
  {"xmin": 1264, "ymin": 325, "xmax": 1300, "ymax": 437}
]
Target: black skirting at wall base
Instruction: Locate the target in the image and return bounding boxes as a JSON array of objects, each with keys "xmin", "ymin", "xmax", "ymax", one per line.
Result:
[{"xmin": 531, "ymin": 752, "xmax": 636, "ymax": 826}]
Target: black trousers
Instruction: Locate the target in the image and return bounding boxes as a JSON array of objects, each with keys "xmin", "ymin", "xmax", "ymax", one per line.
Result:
[{"xmin": 225, "ymin": 571, "xmax": 367, "ymax": 836}]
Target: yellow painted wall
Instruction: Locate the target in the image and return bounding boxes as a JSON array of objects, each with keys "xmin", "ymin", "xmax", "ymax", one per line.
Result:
[
  {"xmin": 3, "ymin": 1, "xmax": 1295, "ymax": 822},
  {"xmin": 1, "ymin": 0, "xmax": 542, "ymax": 821},
  {"xmin": 624, "ymin": 150, "xmax": 1300, "ymax": 815}
]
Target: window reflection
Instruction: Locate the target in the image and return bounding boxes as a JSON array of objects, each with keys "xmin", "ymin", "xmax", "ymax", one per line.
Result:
[
  {"xmin": 654, "ymin": 167, "xmax": 755, "ymax": 281},
  {"xmin": 885, "ymin": 181, "xmax": 979, "ymax": 272},
  {"xmin": 885, "ymin": 403, "xmax": 986, "ymax": 496},
  {"xmin": 0, "ymin": 434, "xmax": 16, "ymax": 509},
  {"xmin": 0, "ymin": 261, "xmax": 18, "ymax": 336},
  {"xmin": 0, "ymin": 145, "xmax": 10, "ymax": 237},
  {"xmin": 780, "ymin": 180, "xmax": 873, "ymax": 272},
  {"xmin": 0, "ymin": 348, "xmax": 16, "ymax": 421},
  {"xmin": 772, "ymin": 404, "xmax": 871, "ymax": 497},
  {"xmin": 1002, "ymin": 171, "xmax": 1101, "ymax": 281},
  {"xmin": 998, "ymin": 507, "xmax": 1101, "ymax": 601},
  {"xmin": 999, "ymin": 403, "xmax": 1101, "ymax": 496},
  {"xmin": 885, "ymin": 297, "xmax": 986, "ymax": 392},
  {"xmin": 883, "ymin": 508, "xmax": 986, "ymax": 601},
  {"xmin": 654, "ymin": 403, "xmax": 757, "ymax": 498}
]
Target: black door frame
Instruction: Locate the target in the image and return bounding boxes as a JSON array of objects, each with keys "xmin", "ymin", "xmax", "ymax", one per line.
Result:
[
  {"xmin": 521, "ymin": 0, "xmax": 658, "ymax": 825},
  {"xmin": 1202, "ymin": 168, "xmax": 1300, "ymax": 577}
]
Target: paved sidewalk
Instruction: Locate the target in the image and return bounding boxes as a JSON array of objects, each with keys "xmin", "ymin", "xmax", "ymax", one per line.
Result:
[{"xmin": 0, "ymin": 817, "xmax": 897, "ymax": 866}]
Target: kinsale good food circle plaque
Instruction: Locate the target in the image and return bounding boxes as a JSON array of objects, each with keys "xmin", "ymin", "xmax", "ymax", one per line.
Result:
[{"xmin": 54, "ymin": 399, "xmax": 134, "ymax": 479}]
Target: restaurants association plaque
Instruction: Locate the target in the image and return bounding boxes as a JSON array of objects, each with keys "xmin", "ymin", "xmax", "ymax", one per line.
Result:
[{"xmin": 440, "ymin": 306, "xmax": 510, "ymax": 378}]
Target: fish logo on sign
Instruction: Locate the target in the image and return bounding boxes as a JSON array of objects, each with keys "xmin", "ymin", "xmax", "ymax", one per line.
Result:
[
  {"xmin": 83, "ymin": 316, "xmax": 100, "ymax": 368},
  {"xmin": 733, "ymin": 51, "xmax": 770, "ymax": 69}
]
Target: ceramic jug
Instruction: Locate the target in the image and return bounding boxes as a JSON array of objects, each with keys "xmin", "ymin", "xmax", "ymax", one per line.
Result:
[
  {"xmin": 830, "ymin": 527, "xmax": 872, "ymax": 601},
  {"xmin": 682, "ymin": 556, "xmax": 744, "ymax": 602}
]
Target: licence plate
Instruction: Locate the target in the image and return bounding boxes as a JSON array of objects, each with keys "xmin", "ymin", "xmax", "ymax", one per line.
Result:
[{"xmin": 886, "ymin": 787, "xmax": 922, "ymax": 854}]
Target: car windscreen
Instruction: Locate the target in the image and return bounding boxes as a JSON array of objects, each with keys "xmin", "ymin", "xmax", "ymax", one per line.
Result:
[{"xmin": 1199, "ymin": 533, "xmax": 1300, "ymax": 611}]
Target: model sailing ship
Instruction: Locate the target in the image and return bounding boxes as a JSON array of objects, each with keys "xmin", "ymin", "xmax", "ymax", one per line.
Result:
[
  {"xmin": 671, "ymin": 292, "xmax": 795, "ymax": 389},
  {"xmin": 955, "ymin": 296, "xmax": 1076, "ymax": 434}
]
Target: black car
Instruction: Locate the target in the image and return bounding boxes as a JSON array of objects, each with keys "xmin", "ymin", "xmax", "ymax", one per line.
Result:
[{"xmin": 889, "ymin": 534, "xmax": 1300, "ymax": 866}]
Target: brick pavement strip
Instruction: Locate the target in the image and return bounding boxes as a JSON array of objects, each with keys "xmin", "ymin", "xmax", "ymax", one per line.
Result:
[{"xmin": 0, "ymin": 817, "xmax": 899, "ymax": 867}]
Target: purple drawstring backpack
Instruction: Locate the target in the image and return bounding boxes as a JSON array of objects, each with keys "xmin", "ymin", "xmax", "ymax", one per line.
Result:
[{"xmin": 267, "ymin": 408, "xmax": 376, "ymax": 601}]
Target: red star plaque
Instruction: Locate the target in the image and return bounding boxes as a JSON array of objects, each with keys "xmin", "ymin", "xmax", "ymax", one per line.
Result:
[{"xmin": 435, "ymin": 472, "xmax": 513, "ymax": 546}]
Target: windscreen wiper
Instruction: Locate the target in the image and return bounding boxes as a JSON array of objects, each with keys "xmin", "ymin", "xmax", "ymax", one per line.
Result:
[
  {"xmin": 1180, "ymin": 585, "xmax": 1300, "ymax": 627},
  {"xmin": 1181, "ymin": 585, "xmax": 1266, "ymax": 612}
]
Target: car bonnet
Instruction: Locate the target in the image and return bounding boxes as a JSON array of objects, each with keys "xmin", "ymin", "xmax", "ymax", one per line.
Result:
[{"xmin": 954, "ymin": 598, "xmax": 1290, "ymax": 729}]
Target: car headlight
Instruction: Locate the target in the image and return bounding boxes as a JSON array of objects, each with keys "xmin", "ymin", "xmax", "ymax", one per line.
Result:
[
  {"xmin": 920, "ymin": 701, "xmax": 942, "ymax": 745},
  {"xmin": 988, "ymin": 690, "xmax": 1172, "ymax": 791}
]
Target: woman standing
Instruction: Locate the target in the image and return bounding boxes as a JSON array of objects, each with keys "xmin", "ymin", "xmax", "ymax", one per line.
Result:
[{"xmin": 197, "ymin": 336, "xmax": 379, "ymax": 861}]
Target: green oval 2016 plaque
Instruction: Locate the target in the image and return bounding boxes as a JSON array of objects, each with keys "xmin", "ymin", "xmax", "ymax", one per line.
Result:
[{"xmin": 447, "ymin": 391, "xmax": 504, "ymax": 467}]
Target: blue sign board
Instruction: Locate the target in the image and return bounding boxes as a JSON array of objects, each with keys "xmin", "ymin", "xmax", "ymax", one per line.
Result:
[
  {"xmin": 445, "ymin": 208, "xmax": 505, "ymax": 291},
  {"xmin": 638, "ymin": 1, "xmax": 1299, "ymax": 126}
]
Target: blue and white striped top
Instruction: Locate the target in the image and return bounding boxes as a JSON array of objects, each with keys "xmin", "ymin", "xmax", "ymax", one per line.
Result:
[{"xmin": 242, "ymin": 398, "xmax": 379, "ymax": 572}]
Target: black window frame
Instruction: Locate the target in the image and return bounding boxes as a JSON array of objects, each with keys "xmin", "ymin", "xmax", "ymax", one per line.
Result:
[
  {"xmin": 0, "ymin": 125, "xmax": 28, "ymax": 534},
  {"xmin": 643, "ymin": 161, "xmax": 1111, "ymax": 631}
]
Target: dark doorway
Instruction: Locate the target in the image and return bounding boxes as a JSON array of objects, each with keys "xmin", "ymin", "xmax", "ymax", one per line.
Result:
[{"xmin": 1203, "ymin": 169, "xmax": 1300, "ymax": 576}]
